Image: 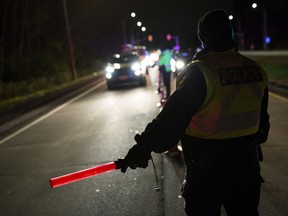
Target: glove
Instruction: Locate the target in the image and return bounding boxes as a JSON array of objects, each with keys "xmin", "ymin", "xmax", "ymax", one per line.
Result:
[
  {"xmin": 117, "ymin": 144, "xmax": 151, "ymax": 173},
  {"xmin": 256, "ymin": 127, "xmax": 269, "ymax": 144}
]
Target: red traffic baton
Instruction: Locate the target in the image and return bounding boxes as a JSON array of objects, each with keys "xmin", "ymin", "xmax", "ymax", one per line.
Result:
[{"xmin": 49, "ymin": 161, "xmax": 120, "ymax": 188}]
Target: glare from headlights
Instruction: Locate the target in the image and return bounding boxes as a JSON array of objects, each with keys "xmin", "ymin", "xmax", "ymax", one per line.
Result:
[
  {"xmin": 105, "ymin": 66, "xmax": 114, "ymax": 73},
  {"xmin": 113, "ymin": 63, "xmax": 120, "ymax": 69},
  {"xmin": 131, "ymin": 62, "xmax": 141, "ymax": 71},
  {"xmin": 176, "ymin": 60, "xmax": 185, "ymax": 70},
  {"xmin": 170, "ymin": 58, "xmax": 176, "ymax": 72},
  {"xmin": 106, "ymin": 73, "xmax": 112, "ymax": 79},
  {"xmin": 134, "ymin": 70, "xmax": 141, "ymax": 76}
]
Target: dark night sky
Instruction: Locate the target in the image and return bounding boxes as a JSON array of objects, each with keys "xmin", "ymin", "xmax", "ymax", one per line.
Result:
[
  {"xmin": 78, "ymin": 0, "xmax": 236, "ymax": 49},
  {"xmin": 68, "ymin": 0, "xmax": 288, "ymax": 54},
  {"xmin": 1, "ymin": 0, "xmax": 287, "ymax": 80}
]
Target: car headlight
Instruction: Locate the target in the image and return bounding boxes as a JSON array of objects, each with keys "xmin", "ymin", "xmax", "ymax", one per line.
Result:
[
  {"xmin": 113, "ymin": 63, "xmax": 120, "ymax": 69},
  {"xmin": 176, "ymin": 60, "xmax": 185, "ymax": 70},
  {"xmin": 134, "ymin": 70, "xmax": 141, "ymax": 76},
  {"xmin": 131, "ymin": 62, "xmax": 141, "ymax": 71},
  {"xmin": 105, "ymin": 65, "xmax": 114, "ymax": 73},
  {"xmin": 106, "ymin": 73, "xmax": 112, "ymax": 79}
]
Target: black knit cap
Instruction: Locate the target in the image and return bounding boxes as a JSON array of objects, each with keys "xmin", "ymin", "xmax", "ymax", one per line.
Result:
[{"xmin": 197, "ymin": 9, "xmax": 236, "ymax": 51}]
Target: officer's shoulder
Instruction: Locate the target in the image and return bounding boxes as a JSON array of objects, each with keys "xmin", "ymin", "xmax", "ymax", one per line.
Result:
[
  {"xmin": 177, "ymin": 61, "xmax": 203, "ymax": 81},
  {"xmin": 239, "ymin": 53, "xmax": 260, "ymax": 66},
  {"xmin": 181, "ymin": 61, "xmax": 202, "ymax": 75}
]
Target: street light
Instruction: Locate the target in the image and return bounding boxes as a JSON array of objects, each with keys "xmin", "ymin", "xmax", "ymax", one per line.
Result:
[
  {"xmin": 251, "ymin": 2, "xmax": 268, "ymax": 50},
  {"xmin": 228, "ymin": 14, "xmax": 245, "ymax": 50},
  {"xmin": 122, "ymin": 12, "xmax": 137, "ymax": 45},
  {"xmin": 252, "ymin": 3, "xmax": 257, "ymax": 9},
  {"xmin": 122, "ymin": 12, "xmax": 150, "ymax": 46},
  {"xmin": 130, "ymin": 12, "xmax": 139, "ymax": 45}
]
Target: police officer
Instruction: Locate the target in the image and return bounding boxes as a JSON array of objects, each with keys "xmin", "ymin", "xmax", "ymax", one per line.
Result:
[{"xmin": 118, "ymin": 9, "xmax": 270, "ymax": 216}]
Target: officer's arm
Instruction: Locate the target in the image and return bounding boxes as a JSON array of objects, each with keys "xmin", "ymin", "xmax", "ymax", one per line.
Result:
[
  {"xmin": 256, "ymin": 87, "xmax": 270, "ymax": 144},
  {"xmin": 135, "ymin": 65, "xmax": 207, "ymax": 153}
]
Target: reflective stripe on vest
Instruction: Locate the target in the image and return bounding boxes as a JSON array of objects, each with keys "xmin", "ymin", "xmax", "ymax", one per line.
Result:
[{"xmin": 185, "ymin": 52, "xmax": 267, "ymax": 139}]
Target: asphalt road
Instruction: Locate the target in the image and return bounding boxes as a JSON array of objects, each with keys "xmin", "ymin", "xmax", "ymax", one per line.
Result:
[
  {"xmin": 0, "ymin": 66, "xmax": 288, "ymax": 216},
  {"xmin": 0, "ymin": 71, "xmax": 187, "ymax": 216}
]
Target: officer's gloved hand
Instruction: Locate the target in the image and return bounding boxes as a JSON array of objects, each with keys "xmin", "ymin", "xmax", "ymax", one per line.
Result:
[{"xmin": 117, "ymin": 144, "xmax": 151, "ymax": 173}]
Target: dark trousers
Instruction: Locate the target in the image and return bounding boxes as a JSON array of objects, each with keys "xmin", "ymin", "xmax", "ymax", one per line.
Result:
[
  {"xmin": 159, "ymin": 65, "xmax": 171, "ymax": 98},
  {"xmin": 181, "ymin": 142, "xmax": 262, "ymax": 216},
  {"xmin": 162, "ymin": 71, "xmax": 171, "ymax": 98}
]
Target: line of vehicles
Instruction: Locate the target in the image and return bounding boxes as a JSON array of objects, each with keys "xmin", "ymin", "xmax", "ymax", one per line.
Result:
[{"xmin": 104, "ymin": 44, "xmax": 197, "ymax": 90}]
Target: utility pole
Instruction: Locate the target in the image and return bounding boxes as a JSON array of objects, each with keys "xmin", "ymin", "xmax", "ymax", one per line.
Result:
[
  {"xmin": 63, "ymin": 0, "xmax": 77, "ymax": 80},
  {"xmin": 0, "ymin": 0, "xmax": 8, "ymax": 98}
]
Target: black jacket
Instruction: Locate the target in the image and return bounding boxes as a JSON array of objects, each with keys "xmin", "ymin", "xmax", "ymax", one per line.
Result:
[{"xmin": 135, "ymin": 51, "xmax": 270, "ymax": 154}]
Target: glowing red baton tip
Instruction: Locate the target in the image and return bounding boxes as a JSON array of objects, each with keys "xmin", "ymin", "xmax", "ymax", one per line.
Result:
[{"xmin": 49, "ymin": 161, "xmax": 118, "ymax": 188}]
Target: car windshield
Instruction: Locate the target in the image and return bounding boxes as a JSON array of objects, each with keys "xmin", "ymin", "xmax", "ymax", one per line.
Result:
[{"xmin": 111, "ymin": 54, "xmax": 139, "ymax": 64}]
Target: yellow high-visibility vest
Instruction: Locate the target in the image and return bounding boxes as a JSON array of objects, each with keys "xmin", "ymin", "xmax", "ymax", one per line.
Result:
[{"xmin": 185, "ymin": 51, "xmax": 268, "ymax": 139}]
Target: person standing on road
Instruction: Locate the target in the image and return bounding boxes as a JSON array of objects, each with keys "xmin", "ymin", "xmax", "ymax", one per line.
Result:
[
  {"xmin": 117, "ymin": 9, "xmax": 270, "ymax": 216},
  {"xmin": 156, "ymin": 44, "xmax": 174, "ymax": 99}
]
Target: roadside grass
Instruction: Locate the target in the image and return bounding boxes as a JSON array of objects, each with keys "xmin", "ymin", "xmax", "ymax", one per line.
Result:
[
  {"xmin": 240, "ymin": 51, "xmax": 288, "ymax": 83},
  {"xmin": 258, "ymin": 62, "xmax": 288, "ymax": 78},
  {"xmin": 0, "ymin": 72, "xmax": 102, "ymax": 113},
  {"xmin": 246, "ymin": 57, "xmax": 288, "ymax": 87}
]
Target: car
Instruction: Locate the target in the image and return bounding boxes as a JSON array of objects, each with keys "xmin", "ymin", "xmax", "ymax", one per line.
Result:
[{"xmin": 105, "ymin": 53, "xmax": 147, "ymax": 89}]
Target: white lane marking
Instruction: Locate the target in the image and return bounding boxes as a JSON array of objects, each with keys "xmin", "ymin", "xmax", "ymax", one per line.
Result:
[
  {"xmin": 0, "ymin": 80, "xmax": 105, "ymax": 145},
  {"xmin": 269, "ymin": 92, "xmax": 288, "ymax": 103}
]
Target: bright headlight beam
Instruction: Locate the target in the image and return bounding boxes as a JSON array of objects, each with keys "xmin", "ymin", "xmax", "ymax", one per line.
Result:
[
  {"xmin": 176, "ymin": 60, "xmax": 185, "ymax": 70},
  {"xmin": 105, "ymin": 66, "xmax": 114, "ymax": 73},
  {"xmin": 106, "ymin": 73, "xmax": 112, "ymax": 79},
  {"xmin": 131, "ymin": 62, "xmax": 141, "ymax": 71},
  {"xmin": 114, "ymin": 63, "xmax": 120, "ymax": 69},
  {"xmin": 134, "ymin": 70, "xmax": 142, "ymax": 76}
]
